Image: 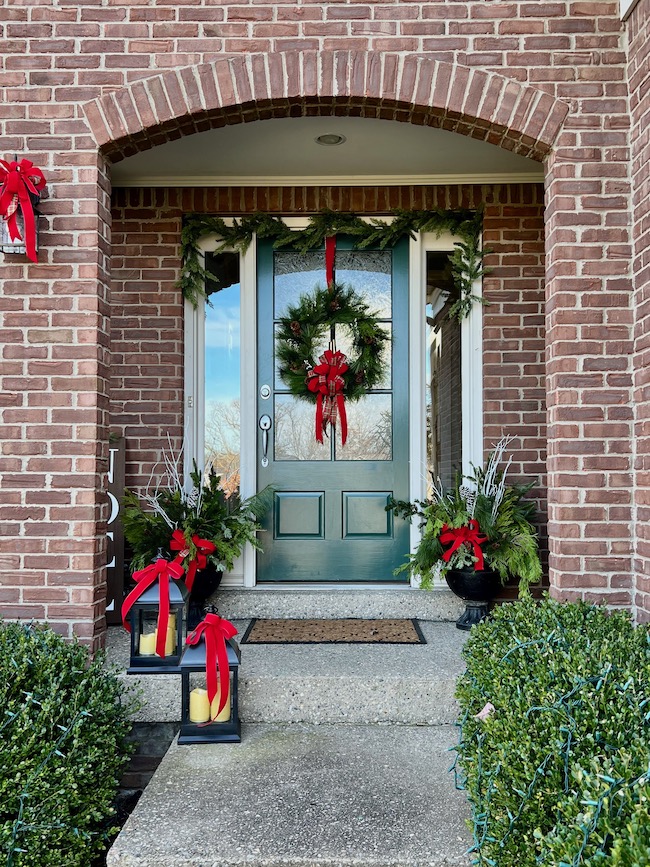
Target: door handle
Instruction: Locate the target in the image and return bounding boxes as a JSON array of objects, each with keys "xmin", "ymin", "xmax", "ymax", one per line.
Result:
[{"xmin": 259, "ymin": 414, "xmax": 272, "ymax": 467}]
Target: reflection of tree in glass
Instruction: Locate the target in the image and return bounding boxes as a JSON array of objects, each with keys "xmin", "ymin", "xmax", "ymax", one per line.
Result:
[
  {"xmin": 275, "ymin": 399, "xmax": 330, "ymax": 461},
  {"xmin": 339, "ymin": 398, "xmax": 392, "ymax": 461},
  {"xmin": 205, "ymin": 399, "xmax": 240, "ymax": 496}
]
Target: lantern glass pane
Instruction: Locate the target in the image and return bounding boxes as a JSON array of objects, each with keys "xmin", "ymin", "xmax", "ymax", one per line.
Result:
[{"xmin": 187, "ymin": 671, "xmax": 233, "ymax": 723}]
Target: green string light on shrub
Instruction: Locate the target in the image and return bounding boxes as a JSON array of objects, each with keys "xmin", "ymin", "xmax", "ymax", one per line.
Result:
[{"xmin": 453, "ymin": 597, "xmax": 650, "ymax": 867}]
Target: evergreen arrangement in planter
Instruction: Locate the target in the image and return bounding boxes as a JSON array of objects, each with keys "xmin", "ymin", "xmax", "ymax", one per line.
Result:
[
  {"xmin": 455, "ymin": 597, "xmax": 650, "ymax": 867},
  {"xmin": 388, "ymin": 437, "xmax": 543, "ymax": 595},
  {"xmin": 0, "ymin": 621, "xmax": 136, "ymax": 867},
  {"xmin": 123, "ymin": 462, "xmax": 270, "ymax": 576},
  {"xmin": 122, "ymin": 453, "xmax": 272, "ymax": 622}
]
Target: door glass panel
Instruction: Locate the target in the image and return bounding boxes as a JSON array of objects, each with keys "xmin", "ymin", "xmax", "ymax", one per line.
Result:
[
  {"xmin": 204, "ymin": 252, "xmax": 241, "ymax": 496},
  {"xmin": 273, "ymin": 323, "xmax": 329, "ymax": 391},
  {"xmin": 335, "ymin": 250, "xmax": 392, "ymax": 318},
  {"xmin": 334, "ymin": 323, "xmax": 392, "ymax": 390},
  {"xmin": 274, "ymin": 395, "xmax": 331, "ymax": 461},
  {"xmin": 274, "ymin": 251, "xmax": 326, "ymax": 317},
  {"xmin": 336, "ymin": 394, "xmax": 392, "ymax": 461}
]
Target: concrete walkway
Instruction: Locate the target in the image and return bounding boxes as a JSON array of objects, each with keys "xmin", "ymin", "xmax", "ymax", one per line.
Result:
[
  {"xmin": 107, "ymin": 588, "xmax": 472, "ymax": 867},
  {"xmin": 107, "ymin": 723, "xmax": 471, "ymax": 867}
]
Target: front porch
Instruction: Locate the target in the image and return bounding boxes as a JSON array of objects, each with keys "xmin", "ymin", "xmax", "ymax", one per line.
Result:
[{"xmin": 106, "ymin": 586, "xmax": 471, "ymax": 867}]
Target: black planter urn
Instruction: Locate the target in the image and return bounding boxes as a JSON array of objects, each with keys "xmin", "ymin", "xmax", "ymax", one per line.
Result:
[
  {"xmin": 188, "ymin": 562, "xmax": 223, "ymax": 630},
  {"xmin": 445, "ymin": 567, "xmax": 502, "ymax": 631}
]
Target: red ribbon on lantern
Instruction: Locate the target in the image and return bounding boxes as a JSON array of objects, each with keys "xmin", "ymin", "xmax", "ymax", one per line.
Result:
[
  {"xmin": 0, "ymin": 158, "xmax": 46, "ymax": 262},
  {"xmin": 121, "ymin": 558, "xmax": 185, "ymax": 659},
  {"xmin": 307, "ymin": 348, "xmax": 349, "ymax": 446},
  {"xmin": 439, "ymin": 519, "xmax": 487, "ymax": 570},
  {"xmin": 170, "ymin": 530, "xmax": 216, "ymax": 592},
  {"xmin": 186, "ymin": 612, "xmax": 238, "ymax": 720}
]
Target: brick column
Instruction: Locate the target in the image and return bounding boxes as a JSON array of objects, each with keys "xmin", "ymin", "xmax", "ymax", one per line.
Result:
[
  {"xmin": 545, "ymin": 129, "xmax": 635, "ymax": 606},
  {"xmin": 0, "ymin": 148, "xmax": 111, "ymax": 651},
  {"xmin": 628, "ymin": 0, "xmax": 650, "ymax": 622}
]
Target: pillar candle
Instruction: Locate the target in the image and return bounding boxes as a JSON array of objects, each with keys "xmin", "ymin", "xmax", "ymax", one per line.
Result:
[
  {"xmin": 138, "ymin": 632, "xmax": 156, "ymax": 655},
  {"xmin": 189, "ymin": 688, "xmax": 210, "ymax": 723},
  {"xmin": 154, "ymin": 625, "xmax": 176, "ymax": 656},
  {"xmin": 209, "ymin": 677, "xmax": 231, "ymax": 722}
]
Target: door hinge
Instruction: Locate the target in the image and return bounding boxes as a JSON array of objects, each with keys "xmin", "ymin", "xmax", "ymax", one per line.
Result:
[{"xmin": 187, "ymin": 395, "xmax": 194, "ymax": 408}]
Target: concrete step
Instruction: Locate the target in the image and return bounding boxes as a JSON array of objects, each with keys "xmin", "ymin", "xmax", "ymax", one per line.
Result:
[
  {"xmin": 213, "ymin": 586, "xmax": 464, "ymax": 622},
  {"xmin": 107, "ymin": 723, "xmax": 472, "ymax": 867},
  {"xmin": 107, "ymin": 620, "xmax": 467, "ymax": 726}
]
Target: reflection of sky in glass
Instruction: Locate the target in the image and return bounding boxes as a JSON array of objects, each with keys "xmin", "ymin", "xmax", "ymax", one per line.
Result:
[
  {"xmin": 275, "ymin": 271, "xmax": 323, "ymax": 318},
  {"xmin": 273, "ymin": 250, "xmax": 392, "ymax": 319},
  {"xmin": 205, "ymin": 282, "xmax": 240, "ymax": 403},
  {"xmin": 336, "ymin": 251, "xmax": 392, "ymax": 318}
]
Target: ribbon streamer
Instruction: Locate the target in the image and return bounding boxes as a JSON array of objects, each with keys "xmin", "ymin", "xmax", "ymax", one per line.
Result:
[
  {"xmin": 170, "ymin": 530, "xmax": 216, "ymax": 592},
  {"xmin": 186, "ymin": 612, "xmax": 238, "ymax": 720},
  {"xmin": 307, "ymin": 348, "xmax": 348, "ymax": 446},
  {"xmin": 325, "ymin": 234, "xmax": 336, "ymax": 287},
  {"xmin": 440, "ymin": 519, "xmax": 487, "ymax": 570},
  {"xmin": 0, "ymin": 158, "xmax": 46, "ymax": 262},
  {"xmin": 121, "ymin": 558, "xmax": 185, "ymax": 658}
]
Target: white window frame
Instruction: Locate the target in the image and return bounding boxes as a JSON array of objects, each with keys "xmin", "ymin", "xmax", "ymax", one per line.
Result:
[
  {"xmin": 184, "ymin": 231, "xmax": 257, "ymax": 587},
  {"xmin": 620, "ymin": 0, "xmax": 641, "ymax": 19},
  {"xmin": 186, "ymin": 224, "xmax": 484, "ymax": 589},
  {"xmin": 408, "ymin": 232, "xmax": 484, "ymax": 587}
]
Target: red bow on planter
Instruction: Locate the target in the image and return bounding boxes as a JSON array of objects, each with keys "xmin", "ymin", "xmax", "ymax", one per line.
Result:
[
  {"xmin": 186, "ymin": 612, "xmax": 238, "ymax": 720},
  {"xmin": 0, "ymin": 158, "xmax": 46, "ymax": 262},
  {"xmin": 121, "ymin": 558, "xmax": 185, "ymax": 658},
  {"xmin": 170, "ymin": 530, "xmax": 216, "ymax": 592},
  {"xmin": 440, "ymin": 519, "xmax": 487, "ymax": 570},
  {"xmin": 307, "ymin": 348, "xmax": 349, "ymax": 446}
]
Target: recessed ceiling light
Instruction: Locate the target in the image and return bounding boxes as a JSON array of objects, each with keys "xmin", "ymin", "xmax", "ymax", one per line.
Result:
[{"xmin": 315, "ymin": 133, "xmax": 347, "ymax": 146}]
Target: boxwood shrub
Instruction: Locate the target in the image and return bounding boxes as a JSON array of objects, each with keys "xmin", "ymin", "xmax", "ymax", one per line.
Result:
[
  {"xmin": 0, "ymin": 621, "xmax": 137, "ymax": 867},
  {"xmin": 455, "ymin": 596, "xmax": 650, "ymax": 867}
]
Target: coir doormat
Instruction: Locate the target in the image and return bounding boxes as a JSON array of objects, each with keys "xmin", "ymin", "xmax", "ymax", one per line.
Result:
[{"xmin": 240, "ymin": 618, "xmax": 426, "ymax": 645}]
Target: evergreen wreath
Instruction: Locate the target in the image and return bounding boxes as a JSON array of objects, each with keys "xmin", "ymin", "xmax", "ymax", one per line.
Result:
[
  {"xmin": 276, "ymin": 282, "xmax": 389, "ymax": 402},
  {"xmin": 179, "ymin": 208, "xmax": 488, "ymax": 320}
]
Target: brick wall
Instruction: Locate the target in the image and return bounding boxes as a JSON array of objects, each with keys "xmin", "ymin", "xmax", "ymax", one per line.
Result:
[
  {"xmin": 628, "ymin": 0, "xmax": 650, "ymax": 623},
  {"xmin": 0, "ymin": 0, "xmax": 640, "ymax": 641},
  {"xmin": 110, "ymin": 197, "xmax": 184, "ymax": 491}
]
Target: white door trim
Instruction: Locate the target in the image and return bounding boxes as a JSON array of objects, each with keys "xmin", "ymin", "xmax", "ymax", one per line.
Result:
[
  {"xmin": 186, "ymin": 225, "xmax": 483, "ymax": 589},
  {"xmin": 408, "ymin": 232, "xmax": 484, "ymax": 586}
]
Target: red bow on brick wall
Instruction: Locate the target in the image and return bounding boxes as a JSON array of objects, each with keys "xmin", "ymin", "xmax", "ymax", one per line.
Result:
[{"xmin": 0, "ymin": 158, "xmax": 46, "ymax": 262}]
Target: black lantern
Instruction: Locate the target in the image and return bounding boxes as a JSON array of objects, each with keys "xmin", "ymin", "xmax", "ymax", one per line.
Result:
[
  {"xmin": 126, "ymin": 577, "xmax": 188, "ymax": 673},
  {"xmin": 179, "ymin": 627, "xmax": 241, "ymax": 745}
]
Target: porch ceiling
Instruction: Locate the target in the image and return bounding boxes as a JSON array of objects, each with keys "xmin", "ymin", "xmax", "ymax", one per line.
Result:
[{"xmin": 110, "ymin": 115, "xmax": 543, "ymax": 187}]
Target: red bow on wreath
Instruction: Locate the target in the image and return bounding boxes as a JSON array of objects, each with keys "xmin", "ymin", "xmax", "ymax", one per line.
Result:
[
  {"xmin": 0, "ymin": 158, "xmax": 46, "ymax": 262},
  {"xmin": 307, "ymin": 348, "xmax": 349, "ymax": 446},
  {"xmin": 121, "ymin": 557, "xmax": 185, "ymax": 659},
  {"xmin": 440, "ymin": 519, "xmax": 487, "ymax": 570},
  {"xmin": 186, "ymin": 612, "xmax": 238, "ymax": 720},
  {"xmin": 170, "ymin": 529, "xmax": 216, "ymax": 593}
]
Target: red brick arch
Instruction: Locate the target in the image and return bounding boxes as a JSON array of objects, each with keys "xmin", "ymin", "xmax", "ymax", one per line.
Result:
[{"xmin": 83, "ymin": 50, "xmax": 569, "ymax": 163}]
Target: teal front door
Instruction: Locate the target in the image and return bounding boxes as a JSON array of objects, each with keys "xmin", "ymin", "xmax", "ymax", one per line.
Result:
[{"xmin": 256, "ymin": 237, "xmax": 410, "ymax": 582}]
